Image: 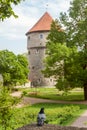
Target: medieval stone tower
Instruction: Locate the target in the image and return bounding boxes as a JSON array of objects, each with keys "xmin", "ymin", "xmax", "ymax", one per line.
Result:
[{"xmin": 26, "ymin": 12, "xmax": 54, "ymax": 86}]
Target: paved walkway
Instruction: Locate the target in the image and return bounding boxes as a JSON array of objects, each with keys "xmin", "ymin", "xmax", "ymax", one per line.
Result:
[
  {"xmin": 71, "ymin": 110, "xmax": 87, "ymax": 128},
  {"xmin": 12, "ymin": 92, "xmax": 87, "ymax": 128}
]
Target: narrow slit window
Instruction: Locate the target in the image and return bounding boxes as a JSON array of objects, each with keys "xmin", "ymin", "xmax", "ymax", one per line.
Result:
[
  {"xmin": 36, "ymin": 49, "xmax": 39, "ymax": 54},
  {"xmin": 28, "ymin": 36, "xmax": 30, "ymax": 40},
  {"xmin": 28, "ymin": 51, "xmax": 30, "ymax": 55},
  {"xmin": 32, "ymin": 66, "xmax": 35, "ymax": 69}
]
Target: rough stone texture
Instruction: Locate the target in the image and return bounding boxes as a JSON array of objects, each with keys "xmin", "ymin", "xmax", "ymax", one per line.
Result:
[
  {"xmin": 27, "ymin": 31, "xmax": 49, "ymax": 48},
  {"xmin": 16, "ymin": 124, "xmax": 87, "ymax": 130},
  {"xmin": 27, "ymin": 31, "xmax": 55, "ymax": 86}
]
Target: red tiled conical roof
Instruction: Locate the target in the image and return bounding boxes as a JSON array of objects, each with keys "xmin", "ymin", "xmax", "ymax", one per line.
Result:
[{"xmin": 26, "ymin": 12, "xmax": 53, "ymax": 35}]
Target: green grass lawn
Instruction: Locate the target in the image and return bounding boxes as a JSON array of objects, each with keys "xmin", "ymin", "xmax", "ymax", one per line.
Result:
[
  {"xmin": 3, "ymin": 103, "xmax": 87, "ymax": 130},
  {"xmin": 20, "ymin": 87, "xmax": 84, "ymax": 101},
  {"xmin": 1, "ymin": 87, "xmax": 86, "ymax": 130}
]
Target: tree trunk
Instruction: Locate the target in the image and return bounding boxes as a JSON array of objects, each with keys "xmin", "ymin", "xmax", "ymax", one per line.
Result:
[
  {"xmin": 84, "ymin": 84, "xmax": 87, "ymax": 100},
  {"xmin": 83, "ymin": 44, "xmax": 87, "ymax": 100}
]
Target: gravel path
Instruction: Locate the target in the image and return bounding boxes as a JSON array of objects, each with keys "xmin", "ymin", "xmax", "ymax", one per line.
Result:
[
  {"xmin": 22, "ymin": 97, "xmax": 87, "ymax": 105},
  {"xmin": 16, "ymin": 97, "xmax": 87, "ymax": 108},
  {"xmin": 12, "ymin": 92, "xmax": 87, "ymax": 106},
  {"xmin": 71, "ymin": 110, "xmax": 87, "ymax": 128}
]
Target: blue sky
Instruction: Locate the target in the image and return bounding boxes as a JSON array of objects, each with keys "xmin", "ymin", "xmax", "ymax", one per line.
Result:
[{"xmin": 0, "ymin": 0, "xmax": 72, "ymax": 55}]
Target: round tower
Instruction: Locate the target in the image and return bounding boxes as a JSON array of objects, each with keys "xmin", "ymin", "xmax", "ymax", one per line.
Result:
[{"xmin": 26, "ymin": 12, "xmax": 54, "ymax": 86}]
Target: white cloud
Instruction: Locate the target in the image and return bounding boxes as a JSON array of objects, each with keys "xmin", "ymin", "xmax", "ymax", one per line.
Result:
[
  {"xmin": 0, "ymin": 0, "xmax": 71, "ymax": 39},
  {"xmin": 0, "ymin": 2, "xmax": 41, "ymax": 40},
  {"xmin": 0, "ymin": 0, "xmax": 72, "ymax": 54}
]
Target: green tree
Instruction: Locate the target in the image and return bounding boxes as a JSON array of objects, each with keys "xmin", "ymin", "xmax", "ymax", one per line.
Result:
[
  {"xmin": 0, "ymin": 0, "xmax": 24, "ymax": 21},
  {"xmin": 0, "ymin": 85, "xmax": 21, "ymax": 130},
  {"xmin": 17, "ymin": 54, "xmax": 29, "ymax": 84},
  {"xmin": 43, "ymin": 0, "xmax": 87, "ymax": 100},
  {"xmin": 0, "ymin": 50, "xmax": 29, "ymax": 87}
]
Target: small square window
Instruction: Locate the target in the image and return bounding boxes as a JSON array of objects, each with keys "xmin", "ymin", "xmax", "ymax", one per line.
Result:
[
  {"xmin": 40, "ymin": 34, "xmax": 43, "ymax": 39},
  {"xmin": 28, "ymin": 36, "xmax": 30, "ymax": 40}
]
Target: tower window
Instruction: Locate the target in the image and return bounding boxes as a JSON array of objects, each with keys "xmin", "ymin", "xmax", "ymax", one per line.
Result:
[
  {"xmin": 32, "ymin": 66, "xmax": 35, "ymax": 69},
  {"xmin": 50, "ymin": 79, "xmax": 52, "ymax": 82},
  {"xmin": 28, "ymin": 36, "xmax": 30, "ymax": 40},
  {"xmin": 28, "ymin": 51, "xmax": 30, "ymax": 55},
  {"xmin": 40, "ymin": 34, "xmax": 43, "ymax": 39},
  {"xmin": 36, "ymin": 49, "xmax": 39, "ymax": 54},
  {"xmin": 38, "ymin": 78, "xmax": 41, "ymax": 83}
]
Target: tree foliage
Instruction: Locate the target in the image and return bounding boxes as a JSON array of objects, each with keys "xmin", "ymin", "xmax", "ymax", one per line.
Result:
[
  {"xmin": 43, "ymin": 0, "xmax": 87, "ymax": 100},
  {"xmin": 0, "ymin": 85, "xmax": 21, "ymax": 130},
  {"xmin": 0, "ymin": 0, "xmax": 24, "ymax": 21},
  {"xmin": 0, "ymin": 50, "xmax": 29, "ymax": 87}
]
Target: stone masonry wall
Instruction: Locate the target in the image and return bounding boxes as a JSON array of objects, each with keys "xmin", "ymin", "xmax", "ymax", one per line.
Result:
[
  {"xmin": 27, "ymin": 31, "xmax": 54, "ymax": 86},
  {"xmin": 27, "ymin": 31, "xmax": 49, "ymax": 48}
]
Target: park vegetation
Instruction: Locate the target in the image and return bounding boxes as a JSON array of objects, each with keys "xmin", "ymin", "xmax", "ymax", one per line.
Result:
[
  {"xmin": 0, "ymin": 85, "xmax": 22, "ymax": 130},
  {"xmin": 0, "ymin": 103, "xmax": 86, "ymax": 130},
  {"xmin": 0, "ymin": 50, "xmax": 29, "ymax": 87},
  {"xmin": 0, "ymin": 0, "xmax": 25, "ymax": 21},
  {"xmin": 0, "ymin": 0, "xmax": 87, "ymax": 129},
  {"xmin": 43, "ymin": 0, "xmax": 87, "ymax": 100},
  {"xmin": 0, "ymin": 50, "xmax": 29, "ymax": 130},
  {"xmin": 22, "ymin": 87, "xmax": 84, "ymax": 101}
]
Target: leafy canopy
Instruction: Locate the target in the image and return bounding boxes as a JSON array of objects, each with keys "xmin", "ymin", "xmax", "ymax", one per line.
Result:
[
  {"xmin": 43, "ymin": 0, "xmax": 87, "ymax": 98},
  {"xmin": 0, "ymin": 85, "xmax": 22, "ymax": 130},
  {"xmin": 0, "ymin": 50, "xmax": 29, "ymax": 86},
  {"xmin": 0, "ymin": 0, "xmax": 24, "ymax": 21}
]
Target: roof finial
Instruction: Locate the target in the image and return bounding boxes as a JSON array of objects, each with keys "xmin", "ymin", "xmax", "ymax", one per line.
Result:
[{"xmin": 46, "ymin": 3, "xmax": 48, "ymax": 11}]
